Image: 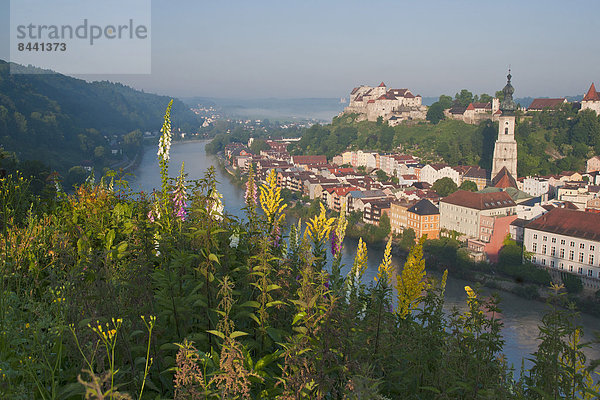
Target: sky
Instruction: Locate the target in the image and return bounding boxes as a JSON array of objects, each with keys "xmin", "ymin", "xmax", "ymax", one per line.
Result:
[{"xmin": 1, "ymin": 0, "xmax": 599, "ymax": 99}]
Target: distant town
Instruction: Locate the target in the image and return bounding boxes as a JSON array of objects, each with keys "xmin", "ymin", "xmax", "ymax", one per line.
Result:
[{"xmin": 218, "ymin": 73, "xmax": 600, "ymax": 293}]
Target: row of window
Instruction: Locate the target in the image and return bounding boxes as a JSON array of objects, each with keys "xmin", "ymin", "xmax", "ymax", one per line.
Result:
[
  {"xmin": 532, "ymin": 234, "xmax": 595, "ymax": 251},
  {"xmin": 532, "ymin": 243, "xmax": 596, "ymax": 265},
  {"xmin": 532, "ymin": 256, "xmax": 600, "ymax": 278}
]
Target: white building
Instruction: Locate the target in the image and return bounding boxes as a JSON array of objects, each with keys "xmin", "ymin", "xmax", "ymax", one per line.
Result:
[
  {"xmin": 522, "ymin": 177, "xmax": 550, "ymax": 198},
  {"xmin": 524, "ymin": 208, "xmax": 600, "ymax": 290},
  {"xmin": 420, "ymin": 164, "xmax": 461, "ymax": 186}
]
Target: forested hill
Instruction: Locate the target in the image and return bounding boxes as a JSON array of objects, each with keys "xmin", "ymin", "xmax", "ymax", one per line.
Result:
[
  {"xmin": 290, "ymin": 107, "xmax": 600, "ymax": 177},
  {"xmin": 0, "ymin": 60, "xmax": 200, "ymax": 171}
]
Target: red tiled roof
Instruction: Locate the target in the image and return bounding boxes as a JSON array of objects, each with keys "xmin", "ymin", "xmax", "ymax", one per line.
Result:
[
  {"xmin": 350, "ymin": 87, "xmax": 359, "ymax": 95},
  {"xmin": 379, "ymin": 82, "xmax": 386, "ymax": 87},
  {"xmin": 583, "ymin": 83, "xmax": 600, "ymax": 101},
  {"xmin": 291, "ymin": 155, "xmax": 327, "ymax": 165},
  {"xmin": 528, "ymin": 98, "xmax": 566, "ymax": 110},
  {"xmin": 441, "ymin": 190, "xmax": 516, "ymax": 210},
  {"xmin": 492, "ymin": 167, "xmax": 518, "ymax": 188},
  {"xmin": 472, "ymin": 102, "xmax": 491, "ymax": 109},
  {"xmin": 466, "ymin": 103, "xmax": 475, "ymax": 111},
  {"xmin": 525, "ymin": 208, "xmax": 600, "ymax": 240},
  {"xmin": 404, "ymin": 92, "xmax": 415, "ymax": 99}
]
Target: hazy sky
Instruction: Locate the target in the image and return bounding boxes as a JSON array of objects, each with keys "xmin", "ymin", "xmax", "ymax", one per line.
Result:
[{"xmin": 1, "ymin": 0, "xmax": 599, "ymax": 99}]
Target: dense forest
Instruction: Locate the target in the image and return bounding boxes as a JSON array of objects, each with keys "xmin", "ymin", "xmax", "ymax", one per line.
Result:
[
  {"xmin": 2, "ymin": 105, "xmax": 599, "ymax": 399},
  {"xmin": 0, "ymin": 60, "xmax": 201, "ymax": 173},
  {"xmin": 290, "ymin": 102, "xmax": 600, "ymax": 176}
]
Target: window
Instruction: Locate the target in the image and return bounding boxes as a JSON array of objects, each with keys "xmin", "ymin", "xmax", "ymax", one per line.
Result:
[
  {"xmin": 590, "ymin": 255, "xmax": 595, "ymax": 265},
  {"xmin": 542, "ymin": 259, "xmax": 546, "ymax": 265},
  {"xmin": 533, "ymin": 243, "xmax": 537, "ymax": 252},
  {"xmin": 542, "ymin": 245, "xmax": 547, "ymax": 255},
  {"xmin": 532, "ymin": 256, "xmax": 537, "ymax": 263},
  {"xmin": 579, "ymin": 253, "xmax": 584, "ymax": 263},
  {"xmin": 533, "ymin": 234, "xmax": 538, "ymax": 240},
  {"xmin": 578, "ymin": 267, "xmax": 583, "ymax": 274},
  {"xmin": 550, "ymin": 260, "xmax": 555, "ymax": 268},
  {"xmin": 569, "ymin": 250, "xmax": 574, "ymax": 261},
  {"xmin": 569, "ymin": 265, "xmax": 574, "ymax": 272},
  {"xmin": 551, "ymin": 237, "xmax": 556, "ymax": 243},
  {"xmin": 580, "ymin": 243, "xmax": 585, "ymax": 249},
  {"xmin": 591, "ymin": 245, "xmax": 595, "ymax": 251},
  {"xmin": 561, "ymin": 239, "xmax": 566, "ymax": 245},
  {"xmin": 588, "ymin": 269, "xmax": 593, "ymax": 277},
  {"xmin": 570, "ymin": 241, "xmax": 575, "ymax": 247},
  {"xmin": 543, "ymin": 236, "xmax": 547, "ymax": 242},
  {"xmin": 560, "ymin": 263, "xmax": 564, "ymax": 269},
  {"xmin": 551, "ymin": 247, "xmax": 556, "ymax": 256},
  {"xmin": 560, "ymin": 248, "xmax": 565, "ymax": 258}
]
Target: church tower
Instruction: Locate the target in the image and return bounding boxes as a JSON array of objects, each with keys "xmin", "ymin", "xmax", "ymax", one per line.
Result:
[{"xmin": 491, "ymin": 70, "xmax": 518, "ymax": 179}]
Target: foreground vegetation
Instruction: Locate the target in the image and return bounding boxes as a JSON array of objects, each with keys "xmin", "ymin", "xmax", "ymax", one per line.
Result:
[{"xmin": 1, "ymin": 103, "xmax": 600, "ymax": 399}]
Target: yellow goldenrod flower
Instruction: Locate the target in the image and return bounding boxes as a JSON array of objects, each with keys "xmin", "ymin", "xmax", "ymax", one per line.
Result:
[
  {"xmin": 465, "ymin": 286, "xmax": 476, "ymax": 300},
  {"xmin": 259, "ymin": 170, "xmax": 286, "ymax": 226},
  {"xmin": 306, "ymin": 203, "xmax": 335, "ymax": 245},
  {"xmin": 375, "ymin": 237, "xmax": 394, "ymax": 286},
  {"xmin": 351, "ymin": 238, "xmax": 368, "ymax": 280},
  {"xmin": 396, "ymin": 238, "xmax": 426, "ymax": 319}
]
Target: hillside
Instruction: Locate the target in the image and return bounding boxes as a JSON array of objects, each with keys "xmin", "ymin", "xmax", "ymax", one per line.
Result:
[
  {"xmin": 0, "ymin": 60, "xmax": 201, "ymax": 172},
  {"xmin": 290, "ymin": 106, "xmax": 600, "ymax": 176}
]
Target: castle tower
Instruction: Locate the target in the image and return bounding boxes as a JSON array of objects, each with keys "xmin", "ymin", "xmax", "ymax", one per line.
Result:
[{"xmin": 491, "ymin": 71, "xmax": 518, "ymax": 179}]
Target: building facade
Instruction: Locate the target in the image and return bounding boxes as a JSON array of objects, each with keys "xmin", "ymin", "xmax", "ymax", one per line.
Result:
[
  {"xmin": 439, "ymin": 190, "xmax": 517, "ymax": 238},
  {"xmin": 524, "ymin": 208, "xmax": 600, "ymax": 290}
]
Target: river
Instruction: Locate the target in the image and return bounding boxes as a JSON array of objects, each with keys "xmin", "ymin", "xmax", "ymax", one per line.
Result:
[{"xmin": 128, "ymin": 140, "xmax": 600, "ymax": 372}]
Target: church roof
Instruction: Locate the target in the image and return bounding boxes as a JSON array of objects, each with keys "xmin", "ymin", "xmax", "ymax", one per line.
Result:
[
  {"xmin": 492, "ymin": 167, "xmax": 518, "ymax": 189},
  {"xmin": 379, "ymin": 82, "xmax": 386, "ymax": 87},
  {"xmin": 583, "ymin": 83, "xmax": 600, "ymax": 101}
]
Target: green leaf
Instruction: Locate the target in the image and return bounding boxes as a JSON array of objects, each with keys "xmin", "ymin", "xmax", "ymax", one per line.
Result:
[
  {"xmin": 249, "ymin": 313, "xmax": 261, "ymax": 325},
  {"xmin": 105, "ymin": 229, "xmax": 115, "ymax": 250},
  {"xmin": 266, "ymin": 300, "xmax": 286, "ymax": 308},
  {"xmin": 266, "ymin": 284, "xmax": 282, "ymax": 292},
  {"xmin": 208, "ymin": 253, "xmax": 220, "ymax": 264},
  {"xmin": 116, "ymin": 241, "xmax": 128, "ymax": 253},
  {"xmin": 292, "ymin": 312, "xmax": 306, "ymax": 326},
  {"xmin": 239, "ymin": 300, "xmax": 261, "ymax": 308},
  {"xmin": 207, "ymin": 330, "xmax": 225, "ymax": 340},
  {"xmin": 420, "ymin": 386, "xmax": 441, "ymax": 394},
  {"xmin": 230, "ymin": 331, "xmax": 249, "ymax": 339}
]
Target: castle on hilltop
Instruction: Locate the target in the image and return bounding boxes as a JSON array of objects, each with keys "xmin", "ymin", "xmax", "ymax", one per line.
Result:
[{"xmin": 343, "ymin": 82, "xmax": 427, "ymax": 125}]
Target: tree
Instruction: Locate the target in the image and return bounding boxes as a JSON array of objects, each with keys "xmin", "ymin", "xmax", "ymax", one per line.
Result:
[
  {"xmin": 479, "ymin": 93, "xmax": 493, "ymax": 104},
  {"xmin": 432, "ymin": 177, "xmax": 458, "ymax": 197},
  {"xmin": 250, "ymin": 139, "xmax": 270, "ymax": 154},
  {"xmin": 376, "ymin": 116, "xmax": 384, "ymax": 125},
  {"xmin": 455, "ymin": 89, "xmax": 474, "ymax": 107},
  {"xmin": 426, "ymin": 102, "xmax": 445, "ymax": 124},
  {"xmin": 495, "ymin": 90, "xmax": 505, "ymax": 102},
  {"xmin": 561, "ymin": 273, "xmax": 583, "ymax": 294},
  {"xmin": 378, "ymin": 212, "xmax": 391, "ymax": 237},
  {"xmin": 399, "ymin": 228, "xmax": 416, "ymax": 250},
  {"xmin": 375, "ymin": 169, "xmax": 389, "ymax": 182},
  {"xmin": 438, "ymin": 95, "xmax": 453, "ymax": 109},
  {"xmin": 458, "ymin": 180, "xmax": 478, "ymax": 192}
]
